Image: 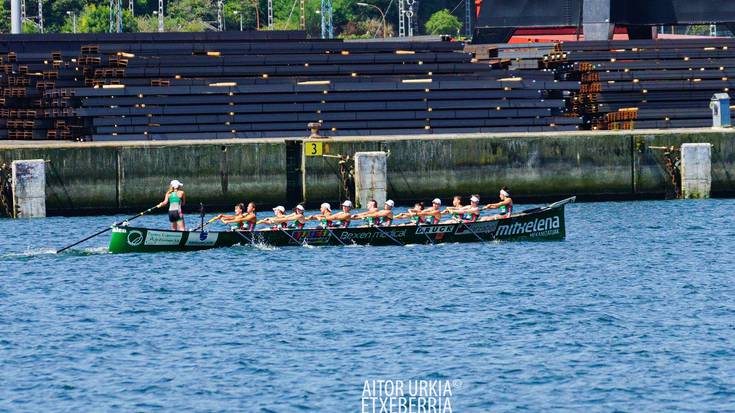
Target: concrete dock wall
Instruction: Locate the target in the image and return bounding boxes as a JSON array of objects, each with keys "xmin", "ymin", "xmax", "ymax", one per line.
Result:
[
  {"xmin": 0, "ymin": 141, "xmax": 286, "ymax": 214},
  {"xmin": 1, "ymin": 128, "xmax": 734, "ymax": 215}
]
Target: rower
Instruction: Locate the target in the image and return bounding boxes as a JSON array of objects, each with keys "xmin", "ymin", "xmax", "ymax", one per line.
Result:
[
  {"xmin": 417, "ymin": 198, "xmax": 443, "ymax": 224},
  {"xmin": 306, "ymin": 202, "xmax": 333, "ymax": 228},
  {"xmin": 482, "ymin": 187, "xmax": 514, "ymax": 220},
  {"xmin": 309, "ymin": 201, "xmax": 352, "ymax": 228},
  {"xmin": 242, "ymin": 202, "xmax": 257, "ymax": 230},
  {"xmin": 395, "ymin": 202, "xmax": 424, "ymax": 225},
  {"xmin": 354, "ymin": 199, "xmax": 395, "ymax": 226},
  {"xmin": 288, "ymin": 205, "xmax": 307, "ymax": 229},
  {"xmin": 330, "ymin": 200, "xmax": 353, "ymax": 228},
  {"xmin": 440, "ymin": 195, "xmax": 464, "ymax": 223},
  {"xmin": 462, "ymin": 195, "xmax": 481, "ymax": 222},
  {"xmin": 218, "ymin": 202, "xmax": 257, "ymax": 231},
  {"xmin": 263, "ymin": 205, "xmax": 306, "ymax": 229},
  {"xmin": 157, "ymin": 179, "xmax": 186, "ymax": 231},
  {"xmin": 351, "ymin": 199, "xmax": 379, "ymax": 226},
  {"xmin": 216, "ymin": 203, "xmax": 246, "ymax": 231},
  {"xmin": 258, "ymin": 205, "xmax": 287, "ymax": 230}
]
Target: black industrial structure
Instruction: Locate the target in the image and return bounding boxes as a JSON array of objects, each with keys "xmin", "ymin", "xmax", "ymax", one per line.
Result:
[{"xmin": 475, "ymin": 0, "xmax": 735, "ymax": 42}]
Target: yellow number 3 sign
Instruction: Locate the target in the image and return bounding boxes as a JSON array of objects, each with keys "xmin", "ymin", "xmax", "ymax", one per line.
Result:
[{"xmin": 304, "ymin": 141, "xmax": 323, "ymax": 157}]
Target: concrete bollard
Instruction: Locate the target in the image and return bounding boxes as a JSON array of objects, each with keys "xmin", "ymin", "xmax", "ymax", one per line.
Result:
[
  {"xmin": 709, "ymin": 93, "xmax": 731, "ymax": 128},
  {"xmin": 680, "ymin": 143, "xmax": 712, "ymax": 199},
  {"xmin": 11, "ymin": 159, "xmax": 46, "ymax": 218},
  {"xmin": 353, "ymin": 152, "xmax": 387, "ymax": 208}
]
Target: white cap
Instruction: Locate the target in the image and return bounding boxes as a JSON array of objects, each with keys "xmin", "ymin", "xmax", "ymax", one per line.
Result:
[
  {"xmin": 321, "ymin": 202, "xmax": 331, "ymax": 211},
  {"xmin": 342, "ymin": 200, "xmax": 353, "ymax": 208},
  {"xmin": 470, "ymin": 196, "xmax": 480, "ymax": 203},
  {"xmin": 500, "ymin": 189, "xmax": 510, "ymax": 197},
  {"xmin": 170, "ymin": 179, "xmax": 183, "ymax": 189},
  {"xmin": 273, "ymin": 206, "xmax": 286, "ymax": 213},
  {"xmin": 385, "ymin": 200, "xmax": 395, "ymax": 207},
  {"xmin": 295, "ymin": 204, "xmax": 305, "ymax": 211},
  {"xmin": 432, "ymin": 198, "xmax": 441, "ymax": 205}
]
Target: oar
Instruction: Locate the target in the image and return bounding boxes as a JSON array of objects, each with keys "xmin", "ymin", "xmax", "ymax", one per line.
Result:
[
  {"xmin": 57, "ymin": 205, "xmax": 159, "ymax": 253},
  {"xmin": 371, "ymin": 224, "xmax": 404, "ymax": 246},
  {"xmin": 415, "ymin": 220, "xmax": 435, "ymax": 245},
  {"xmin": 279, "ymin": 226, "xmax": 306, "ymax": 246},
  {"xmin": 324, "ymin": 226, "xmax": 347, "ymax": 246},
  {"xmin": 233, "ymin": 229, "xmax": 255, "ymax": 246},
  {"xmin": 198, "ymin": 203, "xmax": 205, "ymax": 231},
  {"xmin": 457, "ymin": 220, "xmax": 486, "ymax": 244},
  {"xmin": 192, "ymin": 216, "xmax": 219, "ymax": 232}
]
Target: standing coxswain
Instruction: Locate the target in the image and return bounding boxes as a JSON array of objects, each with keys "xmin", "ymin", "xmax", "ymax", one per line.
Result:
[
  {"xmin": 157, "ymin": 179, "xmax": 186, "ymax": 231},
  {"xmin": 354, "ymin": 200, "xmax": 395, "ymax": 226},
  {"xmin": 482, "ymin": 187, "xmax": 513, "ymax": 220}
]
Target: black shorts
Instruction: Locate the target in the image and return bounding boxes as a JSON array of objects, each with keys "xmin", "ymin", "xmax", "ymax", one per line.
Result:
[{"xmin": 168, "ymin": 209, "xmax": 184, "ymax": 223}]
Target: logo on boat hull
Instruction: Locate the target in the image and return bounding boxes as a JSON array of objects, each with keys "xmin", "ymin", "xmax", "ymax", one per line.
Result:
[
  {"xmin": 293, "ymin": 229, "xmax": 331, "ymax": 245},
  {"xmin": 185, "ymin": 232, "xmax": 219, "ymax": 247},
  {"xmin": 144, "ymin": 230, "xmax": 183, "ymax": 246},
  {"xmin": 340, "ymin": 228, "xmax": 407, "ymax": 241},
  {"xmin": 126, "ymin": 230, "xmax": 144, "ymax": 246},
  {"xmin": 495, "ymin": 216, "xmax": 560, "ymax": 237},
  {"xmin": 415, "ymin": 225, "xmax": 454, "ymax": 235}
]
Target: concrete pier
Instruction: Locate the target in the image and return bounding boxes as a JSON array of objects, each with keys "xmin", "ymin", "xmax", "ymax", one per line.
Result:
[
  {"xmin": 0, "ymin": 128, "xmax": 734, "ymax": 215},
  {"xmin": 680, "ymin": 143, "xmax": 712, "ymax": 199},
  {"xmin": 11, "ymin": 159, "xmax": 46, "ymax": 218},
  {"xmin": 353, "ymin": 152, "xmax": 388, "ymax": 208}
]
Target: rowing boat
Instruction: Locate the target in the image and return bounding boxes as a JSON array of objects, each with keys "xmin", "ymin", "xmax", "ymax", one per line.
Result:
[{"xmin": 107, "ymin": 197, "xmax": 575, "ymax": 253}]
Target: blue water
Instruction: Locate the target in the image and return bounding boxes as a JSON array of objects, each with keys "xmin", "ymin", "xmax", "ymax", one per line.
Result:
[{"xmin": 1, "ymin": 200, "xmax": 734, "ymax": 412}]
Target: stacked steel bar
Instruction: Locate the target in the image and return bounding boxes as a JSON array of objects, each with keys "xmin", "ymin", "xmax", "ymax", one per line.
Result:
[
  {"xmin": 545, "ymin": 39, "xmax": 735, "ymax": 130},
  {"xmin": 0, "ymin": 32, "xmax": 580, "ymax": 141}
]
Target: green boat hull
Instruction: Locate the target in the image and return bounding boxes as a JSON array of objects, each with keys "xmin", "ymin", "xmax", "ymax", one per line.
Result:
[{"xmin": 108, "ymin": 197, "xmax": 574, "ymax": 253}]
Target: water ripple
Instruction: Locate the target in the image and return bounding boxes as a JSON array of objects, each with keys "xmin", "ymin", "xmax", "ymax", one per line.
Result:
[{"xmin": 1, "ymin": 200, "xmax": 734, "ymax": 411}]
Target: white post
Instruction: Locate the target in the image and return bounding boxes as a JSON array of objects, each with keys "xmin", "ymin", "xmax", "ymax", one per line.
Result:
[
  {"xmin": 11, "ymin": 0, "xmax": 22, "ymax": 34},
  {"xmin": 11, "ymin": 159, "xmax": 46, "ymax": 218},
  {"xmin": 354, "ymin": 152, "xmax": 387, "ymax": 209},
  {"xmin": 680, "ymin": 143, "xmax": 712, "ymax": 199}
]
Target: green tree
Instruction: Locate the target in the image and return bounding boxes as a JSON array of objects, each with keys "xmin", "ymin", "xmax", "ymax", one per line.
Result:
[
  {"xmin": 0, "ymin": 1, "xmax": 8, "ymax": 33},
  {"xmin": 424, "ymin": 8, "xmax": 461, "ymax": 36},
  {"xmin": 78, "ymin": 3, "xmax": 138, "ymax": 33},
  {"xmin": 47, "ymin": 0, "xmax": 85, "ymax": 32},
  {"xmin": 22, "ymin": 19, "xmax": 41, "ymax": 33},
  {"xmin": 224, "ymin": 0, "xmax": 257, "ymax": 31}
]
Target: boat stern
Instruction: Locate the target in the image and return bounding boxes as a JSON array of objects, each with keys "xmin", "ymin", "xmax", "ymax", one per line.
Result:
[{"xmin": 108, "ymin": 225, "xmax": 144, "ymax": 253}]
